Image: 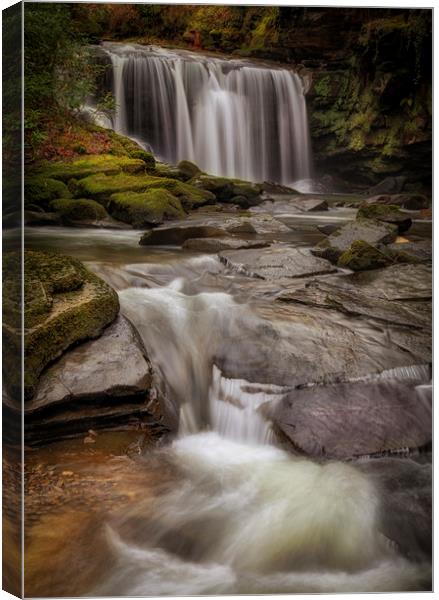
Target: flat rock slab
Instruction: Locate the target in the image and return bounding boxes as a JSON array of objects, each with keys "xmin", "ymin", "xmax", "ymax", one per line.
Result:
[
  {"xmin": 139, "ymin": 215, "xmax": 292, "ymax": 246},
  {"xmin": 278, "ymin": 264, "xmax": 431, "ymax": 330},
  {"xmin": 289, "ymin": 198, "xmax": 329, "ymax": 212},
  {"xmin": 219, "ymin": 246, "xmax": 337, "ymax": 281},
  {"xmin": 27, "ymin": 315, "xmax": 153, "ymax": 414},
  {"xmin": 182, "ymin": 237, "xmax": 269, "ymax": 252},
  {"xmin": 387, "ymin": 241, "xmax": 432, "ymax": 263},
  {"xmin": 312, "ymin": 218, "xmax": 398, "ymax": 263},
  {"xmin": 271, "ymin": 379, "xmax": 431, "ymax": 460},
  {"xmin": 363, "ymin": 194, "xmax": 430, "ymax": 210}
]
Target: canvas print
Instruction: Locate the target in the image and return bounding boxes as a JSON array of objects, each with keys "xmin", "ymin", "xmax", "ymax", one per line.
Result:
[{"xmin": 2, "ymin": 2, "xmax": 432, "ymax": 596}]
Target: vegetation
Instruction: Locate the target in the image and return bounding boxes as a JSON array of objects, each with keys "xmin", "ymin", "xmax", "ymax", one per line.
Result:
[
  {"xmin": 108, "ymin": 190, "xmax": 185, "ymax": 227},
  {"xmin": 50, "ymin": 198, "xmax": 109, "ymax": 224}
]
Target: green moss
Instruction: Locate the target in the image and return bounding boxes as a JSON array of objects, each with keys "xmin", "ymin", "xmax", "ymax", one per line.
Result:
[
  {"xmin": 32, "ymin": 154, "xmax": 146, "ymax": 182},
  {"xmin": 127, "ymin": 149, "xmax": 156, "ymax": 170},
  {"xmin": 50, "ymin": 198, "xmax": 108, "ymax": 223},
  {"xmin": 314, "ymin": 75, "xmax": 331, "ymax": 98},
  {"xmin": 75, "ymin": 172, "xmax": 215, "ymax": 209},
  {"xmin": 108, "ymin": 189, "xmax": 185, "ymax": 227},
  {"xmin": 24, "ymin": 175, "xmax": 72, "ymax": 209},
  {"xmin": 357, "ymin": 203, "xmax": 401, "ymax": 220},
  {"xmin": 337, "ymin": 240, "xmax": 392, "ymax": 271},
  {"xmin": 190, "ymin": 173, "xmax": 262, "ymax": 201},
  {"xmin": 177, "ymin": 159, "xmax": 201, "ymax": 180}
]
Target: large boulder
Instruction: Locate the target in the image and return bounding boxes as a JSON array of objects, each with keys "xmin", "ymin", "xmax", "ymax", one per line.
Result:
[
  {"xmin": 50, "ymin": 198, "xmax": 109, "ymax": 225},
  {"xmin": 24, "ymin": 176, "xmax": 72, "ymax": 210},
  {"xmin": 25, "ymin": 315, "xmax": 178, "ymax": 443},
  {"xmin": 362, "ymin": 194, "xmax": 430, "ymax": 210},
  {"xmin": 107, "ymin": 190, "xmax": 185, "ymax": 227},
  {"xmin": 271, "ymin": 379, "xmax": 431, "ymax": 460},
  {"xmin": 177, "ymin": 160, "xmax": 201, "ymax": 180},
  {"xmin": 3, "ymin": 251, "xmax": 119, "ymax": 401},
  {"xmin": 357, "ymin": 203, "xmax": 412, "ymax": 233},
  {"xmin": 312, "ymin": 218, "xmax": 398, "ymax": 263},
  {"xmin": 366, "ymin": 176, "xmax": 407, "ymax": 196},
  {"xmin": 337, "ymin": 240, "xmax": 394, "ymax": 271},
  {"xmin": 219, "ymin": 246, "xmax": 337, "ymax": 282},
  {"xmin": 386, "ymin": 241, "xmax": 432, "ymax": 263},
  {"xmin": 190, "ymin": 173, "xmax": 264, "ymax": 206}
]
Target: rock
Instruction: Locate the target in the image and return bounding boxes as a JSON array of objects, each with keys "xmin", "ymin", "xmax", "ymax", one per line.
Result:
[
  {"xmin": 367, "ymin": 176, "xmax": 407, "ymax": 196},
  {"xmin": 337, "ymin": 240, "xmax": 393, "ymax": 271},
  {"xmin": 140, "ymin": 225, "xmax": 227, "ymax": 246},
  {"xmin": 317, "ymin": 224, "xmax": 339, "ymax": 236},
  {"xmin": 190, "ymin": 173, "xmax": 263, "ymax": 205},
  {"xmin": 278, "ymin": 264, "xmax": 431, "ymax": 330},
  {"xmin": 25, "ymin": 315, "xmax": 178, "ymax": 444},
  {"xmin": 357, "ymin": 203, "xmax": 412, "ymax": 233},
  {"xmin": 127, "ymin": 150, "xmax": 155, "ymax": 170},
  {"xmin": 30, "ymin": 154, "xmax": 147, "ymax": 183},
  {"xmin": 50, "ymin": 198, "xmax": 109, "ymax": 224},
  {"xmin": 177, "ymin": 160, "xmax": 201, "ymax": 180},
  {"xmin": 385, "ymin": 241, "xmax": 431, "ymax": 264},
  {"xmin": 74, "ymin": 173, "xmax": 215, "ymax": 209},
  {"xmin": 418, "ymin": 207, "xmax": 432, "ymax": 220},
  {"xmin": 261, "ymin": 181, "xmax": 299, "ymax": 195},
  {"xmin": 362, "ymin": 194, "xmax": 429, "ymax": 210},
  {"xmin": 182, "ymin": 237, "xmax": 269, "ymax": 252},
  {"xmin": 107, "ymin": 190, "xmax": 185, "ymax": 227},
  {"xmin": 24, "ymin": 211, "xmax": 63, "ymax": 226},
  {"xmin": 312, "ymin": 218, "xmax": 398, "ymax": 263},
  {"xmin": 24, "ymin": 176, "xmax": 72, "ymax": 210},
  {"xmin": 271, "ymin": 379, "xmax": 431, "ymax": 460},
  {"xmin": 3, "ymin": 251, "xmax": 120, "ymax": 401},
  {"xmin": 219, "ymin": 246, "xmax": 337, "ymax": 282},
  {"xmin": 291, "ymin": 198, "xmax": 329, "ymax": 212}
]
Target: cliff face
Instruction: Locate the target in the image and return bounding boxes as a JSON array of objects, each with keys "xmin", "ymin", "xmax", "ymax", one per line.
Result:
[{"xmin": 152, "ymin": 7, "xmax": 433, "ymax": 190}]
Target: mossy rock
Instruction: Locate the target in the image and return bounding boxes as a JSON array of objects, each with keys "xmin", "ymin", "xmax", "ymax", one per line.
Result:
[
  {"xmin": 357, "ymin": 203, "xmax": 412, "ymax": 233},
  {"xmin": 3, "ymin": 250, "xmax": 119, "ymax": 401},
  {"xmin": 190, "ymin": 173, "xmax": 262, "ymax": 203},
  {"xmin": 108, "ymin": 190, "xmax": 185, "ymax": 227},
  {"xmin": 24, "ymin": 176, "xmax": 72, "ymax": 210},
  {"xmin": 177, "ymin": 160, "xmax": 201, "ymax": 180},
  {"xmin": 127, "ymin": 149, "xmax": 156, "ymax": 170},
  {"xmin": 75, "ymin": 173, "xmax": 215, "ymax": 209},
  {"xmin": 31, "ymin": 154, "xmax": 147, "ymax": 183},
  {"xmin": 50, "ymin": 198, "xmax": 109, "ymax": 224},
  {"xmin": 153, "ymin": 163, "xmax": 186, "ymax": 181},
  {"xmin": 337, "ymin": 240, "xmax": 393, "ymax": 271}
]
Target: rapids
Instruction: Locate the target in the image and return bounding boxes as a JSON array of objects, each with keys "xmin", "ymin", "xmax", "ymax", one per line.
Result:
[{"xmin": 22, "ymin": 218, "xmax": 432, "ymax": 595}]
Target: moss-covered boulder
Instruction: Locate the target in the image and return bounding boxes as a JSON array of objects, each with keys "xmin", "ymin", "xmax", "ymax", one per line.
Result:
[
  {"xmin": 126, "ymin": 149, "xmax": 155, "ymax": 170},
  {"xmin": 312, "ymin": 218, "xmax": 398, "ymax": 264},
  {"xmin": 190, "ymin": 174, "xmax": 263, "ymax": 205},
  {"xmin": 108, "ymin": 190, "xmax": 185, "ymax": 227},
  {"xmin": 74, "ymin": 173, "xmax": 215, "ymax": 209},
  {"xmin": 337, "ymin": 240, "xmax": 393, "ymax": 271},
  {"xmin": 31, "ymin": 154, "xmax": 147, "ymax": 183},
  {"xmin": 24, "ymin": 176, "xmax": 72, "ymax": 209},
  {"xmin": 357, "ymin": 203, "xmax": 412, "ymax": 233},
  {"xmin": 50, "ymin": 198, "xmax": 109, "ymax": 224},
  {"xmin": 3, "ymin": 251, "xmax": 119, "ymax": 400},
  {"xmin": 177, "ymin": 160, "xmax": 201, "ymax": 180}
]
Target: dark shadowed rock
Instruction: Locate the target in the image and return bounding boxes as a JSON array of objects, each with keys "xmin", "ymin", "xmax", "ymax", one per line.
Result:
[
  {"xmin": 271, "ymin": 379, "xmax": 431, "ymax": 459},
  {"xmin": 362, "ymin": 194, "xmax": 429, "ymax": 210},
  {"xmin": 312, "ymin": 218, "xmax": 398, "ymax": 263},
  {"xmin": 219, "ymin": 246, "xmax": 337, "ymax": 282},
  {"xmin": 140, "ymin": 225, "xmax": 227, "ymax": 246},
  {"xmin": 261, "ymin": 181, "xmax": 299, "ymax": 195},
  {"xmin": 357, "ymin": 204, "xmax": 412, "ymax": 233},
  {"xmin": 367, "ymin": 176, "xmax": 407, "ymax": 196},
  {"xmin": 291, "ymin": 198, "xmax": 329, "ymax": 212},
  {"xmin": 182, "ymin": 237, "xmax": 269, "ymax": 252},
  {"xmin": 386, "ymin": 241, "xmax": 432, "ymax": 263}
]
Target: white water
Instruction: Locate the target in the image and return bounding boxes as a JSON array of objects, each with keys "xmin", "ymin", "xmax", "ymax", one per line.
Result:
[
  {"xmin": 99, "ymin": 42, "xmax": 312, "ymax": 183},
  {"xmin": 84, "ymin": 272, "xmax": 432, "ymax": 595}
]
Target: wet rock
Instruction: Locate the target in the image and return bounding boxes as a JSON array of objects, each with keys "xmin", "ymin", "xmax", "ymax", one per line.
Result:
[
  {"xmin": 337, "ymin": 240, "xmax": 393, "ymax": 271},
  {"xmin": 367, "ymin": 176, "xmax": 407, "ymax": 196},
  {"xmin": 291, "ymin": 197, "xmax": 329, "ymax": 212},
  {"xmin": 25, "ymin": 316, "xmax": 178, "ymax": 444},
  {"xmin": 312, "ymin": 218, "xmax": 398, "ymax": 263},
  {"xmin": 182, "ymin": 237, "xmax": 269, "ymax": 252},
  {"xmin": 177, "ymin": 159, "xmax": 201, "ymax": 180},
  {"xmin": 362, "ymin": 194, "xmax": 430, "ymax": 210},
  {"xmin": 261, "ymin": 181, "xmax": 299, "ymax": 195},
  {"xmin": 190, "ymin": 173, "xmax": 263, "ymax": 205},
  {"xmin": 219, "ymin": 246, "xmax": 337, "ymax": 282},
  {"xmin": 140, "ymin": 225, "xmax": 227, "ymax": 246},
  {"xmin": 317, "ymin": 224, "xmax": 339, "ymax": 236},
  {"xmin": 357, "ymin": 203, "xmax": 412, "ymax": 233},
  {"xmin": 24, "ymin": 211, "xmax": 63, "ymax": 226},
  {"xmin": 386, "ymin": 241, "xmax": 432, "ymax": 263},
  {"xmin": 271, "ymin": 379, "xmax": 431, "ymax": 459},
  {"xmin": 278, "ymin": 264, "xmax": 431, "ymax": 330}
]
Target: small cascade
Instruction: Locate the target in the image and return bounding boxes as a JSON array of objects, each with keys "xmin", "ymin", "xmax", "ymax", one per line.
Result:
[{"xmin": 99, "ymin": 42, "xmax": 312, "ymax": 183}]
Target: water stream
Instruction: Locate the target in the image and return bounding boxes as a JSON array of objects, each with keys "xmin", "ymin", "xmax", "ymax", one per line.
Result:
[{"xmin": 23, "ymin": 213, "xmax": 431, "ymax": 595}]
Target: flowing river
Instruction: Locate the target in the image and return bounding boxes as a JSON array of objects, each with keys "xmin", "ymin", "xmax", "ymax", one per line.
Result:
[{"xmin": 22, "ymin": 203, "xmax": 432, "ymax": 595}]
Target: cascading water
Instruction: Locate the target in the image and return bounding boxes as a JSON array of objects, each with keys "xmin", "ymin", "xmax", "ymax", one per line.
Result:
[{"xmin": 99, "ymin": 42, "xmax": 312, "ymax": 184}]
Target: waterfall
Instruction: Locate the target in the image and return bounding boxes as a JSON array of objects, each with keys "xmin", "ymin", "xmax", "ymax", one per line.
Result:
[{"xmin": 99, "ymin": 42, "xmax": 312, "ymax": 184}]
